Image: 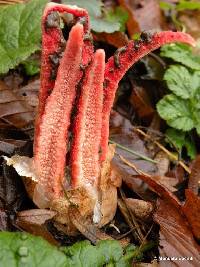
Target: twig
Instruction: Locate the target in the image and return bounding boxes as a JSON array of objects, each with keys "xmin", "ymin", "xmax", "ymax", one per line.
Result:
[
  {"xmin": 109, "ymin": 139, "xmax": 157, "ymax": 164},
  {"xmin": 119, "ymin": 189, "xmax": 145, "ymax": 243},
  {"xmin": 135, "ymin": 128, "xmax": 191, "ymax": 174},
  {"xmin": 118, "ymin": 154, "xmax": 151, "ymax": 177}
]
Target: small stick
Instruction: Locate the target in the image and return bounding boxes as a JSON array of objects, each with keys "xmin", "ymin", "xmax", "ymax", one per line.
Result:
[
  {"xmin": 109, "ymin": 139, "xmax": 157, "ymax": 164},
  {"xmin": 135, "ymin": 128, "xmax": 191, "ymax": 174}
]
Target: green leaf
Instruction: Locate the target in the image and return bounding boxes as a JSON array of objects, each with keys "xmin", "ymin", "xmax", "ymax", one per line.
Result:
[
  {"xmin": 164, "ymin": 65, "xmax": 200, "ymax": 99},
  {"xmin": 22, "ymin": 58, "xmax": 40, "ymax": 76},
  {"xmin": 0, "ymin": 232, "xmax": 149, "ymax": 267},
  {"xmin": 185, "ymin": 136, "xmax": 197, "ymax": 159},
  {"xmin": 166, "ymin": 128, "xmax": 186, "ymax": 150},
  {"xmin": 176, "ymin": 0, "xmax": 200, "ymax": 11},
  {"xmin": 105, "ymin": 7, "xmax": 128, "ymax": 32},
  {"xmin": 157, "ymin": 94, "xmax": 194, "ymax": 131},
  {"xmin": 63, "ymin": 240, "xmax": 124, "ymax": 267},
  {"xmin": 0, "ymin": 232, "xmax": 67, "ymax": 267},
  {"xmin": 159, "ymin": 1, "xmax": 174, "ymax": 10},
  {"xmin": 166, "ymin": 128, "xmax": 197, "ymax": 159},
  {"xmin": 90, "ymin": 17, "xmax": 120, "ymax": 33},
  {"xmin": 160, "ymin": 44, "xmax": 200, "ymax": 70},
  {"xmin": 63, "ymin": 0, "xmax": 122, "ymax": 33},
  {"xmin": 0, "ymin": 0, "xmax": 48, "ymax": 75},
  {"xmin": 63, "ymin": 0, "xmax": 103, "ymax": 17}
]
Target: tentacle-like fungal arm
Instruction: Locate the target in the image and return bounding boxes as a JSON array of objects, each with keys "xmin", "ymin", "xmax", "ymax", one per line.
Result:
[
  {"xmin": 33, "ymin": 23, "xmax": 84, "ymax": 208},
  {"xmin": 71, "ymin": 50, "xmax": 105, "ymax": 199},
  {"xmin": 34, "ymin": 3, "xmax": 93, "ymax": 154},
  {"xmin": 101, "ymin": 31, "xmax": 195, "ymax": 161}
]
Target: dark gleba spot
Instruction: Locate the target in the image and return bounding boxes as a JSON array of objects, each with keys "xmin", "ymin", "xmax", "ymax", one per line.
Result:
[
  {"xmin": 140, "ymin": 31, "xmax": 154, "ymax": 43},
  {"xmin": 49, "ymin": 53, "xmax": 60, "ymax": 66},
  {"xmin": 113, "ymin": 47, "xmax": 127, "ymax": 68},
  {"xmin": 133, "ymin": 40, "xmax": 141, "ymax": 50},
  {"xmin": 45, "ymin": 11, "xmax": 60, "ymax": 29}
]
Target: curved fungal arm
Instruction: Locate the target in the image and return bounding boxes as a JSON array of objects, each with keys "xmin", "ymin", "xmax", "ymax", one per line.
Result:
[
  {"xmin": 33, "ymin": 23, "xmax": 84, "ymax": 208},
  {"xmin": 34, "ymin": 3, "xmax": 93, "ymax": 154},
  {"xmin": 100, "ymin": 31, "xmax": 195, "ymax": 161}
]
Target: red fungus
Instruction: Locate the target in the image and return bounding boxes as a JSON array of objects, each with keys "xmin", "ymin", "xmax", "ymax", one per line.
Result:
[
  {"xmin": 34, "ymin": 3, "xmax": 93, "ymax": 155},
  {"xmin": 100, "ymin": 31, "xmax": 195, "ymax": 161},
  {"xmin": 11, "ymin": 3, "xmax": 195, "ymax": 229},
  {"xmin": 71, "ymin": 49, "xmax": 105, "ymax": 200},
  {"xmin": 34, "ymin": 23, "xmax": 84, "ymax": 207}
]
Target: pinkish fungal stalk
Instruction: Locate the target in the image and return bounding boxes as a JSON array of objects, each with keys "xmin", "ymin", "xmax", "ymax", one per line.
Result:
[
  {"xmin": 100, "ymin": 31, "xmax": 195, "ymax": 161},
  {"xmin": 34, "ymin": 3, "xmax": 93, "ymax": 155},
  {"xmin": 34, "ymin": 23, "xmax": 84, "ymax": 207},
  {"xmin": 71, "ymin": 49, "xmax": 105, "ymax": 196}
]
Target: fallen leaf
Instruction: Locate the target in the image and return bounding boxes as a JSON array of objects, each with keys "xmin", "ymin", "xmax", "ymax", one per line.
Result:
[
  {"xmin": 16, "ymin": 209, "xmax": 57, "ymax": 245},
  {"xmin": 110, "ymin": 113, "xmax": 156, "ymax": 175},
  {"xmin": 69, "ymin": 206, "xmax": 113, "ymax": 244},
  {"xmin": 15, "ymin": 79, "xmax": 40, "ymax": 108},
  {"xmin": 0, "ymin": 161, "xmax": 26, "ymax": 211},
  {"xmin": 94, "ymin": 31, "xmax": 128, "ymax": 48},
  {"xmin": 118, "ymin": 0, "xmax": 140, "ymax": 36},
  {"xmin": 118, "ymin": 0, "xmax": 167, "ymax": 37},
  {"xmin": 182, "ymin": 189, "xmax": 200, "ymax": 240},
  {"xmin": 0, "ymin": 160, "xmax": 29, "ymax": 230},
  {"xmin": 129, "ymin": 82, "xmax": 155, "ymax": 123},
  {"xmin": 0, "ymin": 138, "xmax": 27, "ymax": 156},
  {"xmin": 154, "ymin": 197, "xmax": 200, "ymax": 266},
  {"xmin": 0, "ymin": 80, "xmax": 35, "ymax": 129},
  {"xmin": 179, "ymin": 10, "xmax": 200, "ymax": 40},
  {"xmin": 3, "ymin": 72, "xmax": 23, "ymax": 90},
  {"xmin": 125, "ymin": 198, "xmax": 154, "ymax": 220},
  {"xmin": 188, "ymin": 156, "xmax": 200, "ymax": 195},
  {"xmin": 154, "ymin": 151, "xmax": 170, "ymax": 177}
]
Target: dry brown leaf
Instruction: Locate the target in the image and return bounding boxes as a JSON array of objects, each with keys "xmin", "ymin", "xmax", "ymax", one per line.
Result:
[
  {"xmin": 0, "ymin": 80, "xmax": 35, "ymax": 129},
  {"xmin": 154, "ymin": 198, "xmax": 200, "ymax": 267},
  {"xmin": 188, "ymin": 156, "xmax": 200, "ymax": 195},
  {"xmin": 125, "ymin": 198, "xmax": 154, "ymax": 219},
  {"xmin": 69, "ymin": 206, "xmax": 113, "ymax": 244},
  {"xmin": 179, "ymin": 10, "xmax": 200, "ymax": 40},
  {"xmin": 0, "ymin": 138, "xmax": 27, "ymax": 155},
  {"xmin": 154, "ymin": 151, "xmax": 170, "ymax": 177},
  {"xmin": 94, "ymin": 32, "xmax": 129, "ymax": 48},
  {"xmin": 182, "ymin": 189, "xmax": 200, "ymax": 240},
  {"xmin": 16, "ymin": 209, "xmax": 57, "ymax": 245},
  {"xmin": 129, "ymin": 83, "xmax": 155, "ymax": 122},
  {"xmin": 15, "ymin": 79, "xmax": 39, "ymax": 108},
  {"xmin": 118, "ymin": 0, "xmax": 167, "ymax": 37}
]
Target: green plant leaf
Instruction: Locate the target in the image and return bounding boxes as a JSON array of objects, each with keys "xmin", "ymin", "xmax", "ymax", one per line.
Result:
[
  {"xmin": 0, "ymin": 232, "xmax": 150, "ymax": 267},
  {"xmin": 90, "ymin": 17, "xmax": 120, "ymax": 33},
  {"xmin": 159, "ymin": 1, "xmax": 174, "ymax": 10},
  {"xmin": 164, "ymin": 65, "xmax": 200, "ymax": 99},
  {"xmin": 160, "ymin": 44, "xmax": 200, "ymax": 70},
  {"xmin": 157, "ymin": 94, "xmax": 194, "ymax": 131},
  {"xmin": 105, "ymin": 7, "xmax": 128, "ymax": 32},
  {"xmin": 0, "ymin": 0, "xmax": 48, "ymax": 75},
  {"xmin": 166, "ymin": 128, "xmax": 197, "ymax": 159},
  {"xmin": 63, "ymin": 0, "xmax": 123, "ymax": 33},
  {"xmin": 0, "ymin": 232, "xmax": 67, "ymax": 267},
  {"xmin": 63, "ymin": 240, "xmax": 124, "ymax": 267},
  {"xmin": 22, "ymin": 58, "xmax": 40, "ymax": 76},
  {"xmin": 176, "ymin": 0, "xmax": 200, "ymax": 11},
  {"xmin": 63, "ymin": 0, "xmax": 103, "ymax": 17}
]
